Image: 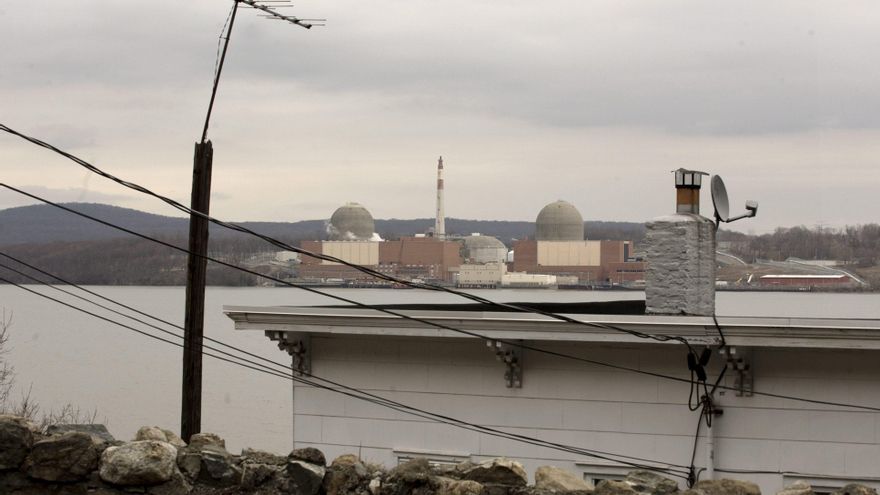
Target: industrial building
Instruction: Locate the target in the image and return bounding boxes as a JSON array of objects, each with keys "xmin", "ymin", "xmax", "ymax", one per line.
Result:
[
  {"xmin": 512, "ymin": 200, "xmax": 646, "ymax": 285},
  {"xmin": 297, "ymin": 200, "xmax": 463, "ymax": 284}
]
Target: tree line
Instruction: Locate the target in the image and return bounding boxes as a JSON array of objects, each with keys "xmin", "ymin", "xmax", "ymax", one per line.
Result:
[{"xmin": 725, "ymin": 224, "xmax": 880, "ymax": 266}]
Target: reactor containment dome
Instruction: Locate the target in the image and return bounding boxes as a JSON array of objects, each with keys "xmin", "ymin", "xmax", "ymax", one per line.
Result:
[
  {"xmin": 463, "ymin": 235, "xmax": 508, "ymax": 264},
  {"xmin": 328, "ymin": 202, "xmax": 375, "ymax": 241},
  {"xmin": 535, "ymin": 200, "xmax": 584, "ymax": 241}
]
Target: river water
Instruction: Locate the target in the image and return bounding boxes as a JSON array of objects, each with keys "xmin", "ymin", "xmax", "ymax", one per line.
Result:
[{"xmin": 1, "ymin": 286, "xmax": 878, "ymax": 454}]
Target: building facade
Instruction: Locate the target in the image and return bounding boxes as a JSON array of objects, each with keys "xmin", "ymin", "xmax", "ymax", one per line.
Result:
[{"xmin": 225, "ymin": 305, "xmax": 880, "ymax": 494}]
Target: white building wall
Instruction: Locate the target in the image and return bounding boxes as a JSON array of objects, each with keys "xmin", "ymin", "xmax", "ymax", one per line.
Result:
[
  {"xmin": 320, "ymin": 241, "xmax": 379, "ymax": 266},
  {"xmin": 291, "ymin": 335, "xmax": 880, "ymax": 493},
  {"xmin": 537, "ymin": 241, "xmax": 602, "ymax": 266},
  {"xmin": 458, "ymin": 263, "xmax": 506, "ymax": 286}
]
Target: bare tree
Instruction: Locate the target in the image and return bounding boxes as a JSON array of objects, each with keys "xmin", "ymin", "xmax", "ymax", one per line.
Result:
[{"xmin": 0, "ymin": 309, "xmax": 13, "ymax": 409}]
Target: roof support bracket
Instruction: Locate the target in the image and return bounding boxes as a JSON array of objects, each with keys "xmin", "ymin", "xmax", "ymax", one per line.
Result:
[
  {"xmin": 267, "ymin": 331, "xmax": 311, "ymax": 376},
  {"xmin": 488, "ymin": 339, "xmax": 522, "ymax": 388}
]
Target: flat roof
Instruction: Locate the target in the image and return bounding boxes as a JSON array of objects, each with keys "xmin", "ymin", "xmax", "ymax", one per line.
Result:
[
  {"xmin": 224, "ymin": 303, "xmax": 880, "ymax": 350},
  {"xmin": 760, "ymin": 274, "xmax": 848, "ymax": 279}
]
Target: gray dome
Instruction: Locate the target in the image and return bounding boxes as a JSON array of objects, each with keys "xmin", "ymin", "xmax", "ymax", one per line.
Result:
[
  {"xmin": 463, "ymin": 235, "xmax": 507, "ymax": 264},
  {"xmin": 328, "ymin": 202, "xmax": 375, "ymax": 240},
  {"xmin": 463, "ymin": 235, "xmax": 506, "ymax": 250},
  {"xmin": 535, "ymin": 200, "xmax": 584, "ymax": 241}
]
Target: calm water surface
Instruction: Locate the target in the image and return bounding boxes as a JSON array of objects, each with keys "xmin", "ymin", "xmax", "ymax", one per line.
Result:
[{"xmin": 1, "ymin": 286, "xmax": 878, "ymax": 454}]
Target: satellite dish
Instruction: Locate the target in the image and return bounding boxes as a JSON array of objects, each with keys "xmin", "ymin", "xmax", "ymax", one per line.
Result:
[
  {"xmin": 711, "ymin": 175, "xmax": 730, "ymax": 224},
  {"xmin": 709, "ymin": 174, "xmax": 758, "ymax": 229}
]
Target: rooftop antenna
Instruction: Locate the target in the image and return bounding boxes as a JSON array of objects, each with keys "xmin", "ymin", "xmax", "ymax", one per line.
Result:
[
  {"xmin": 183, "ymin": 0, "xmax": 323, "ymax": 442},
  {"xmin": 709, "ymin": 175, "xmax": 758, "ymax": 230}
]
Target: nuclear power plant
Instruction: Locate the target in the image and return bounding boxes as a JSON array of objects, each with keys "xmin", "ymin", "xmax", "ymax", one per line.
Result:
[{"xmin": 294, "ymin": 157, "xmax": 646, "ymax": 287}]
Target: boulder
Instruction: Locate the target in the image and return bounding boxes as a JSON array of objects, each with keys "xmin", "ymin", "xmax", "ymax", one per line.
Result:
[
  {"xmin": 381, "ymin": 458, "xmax": 434, "ymax": 495},
  {"xmin": 832, "ymin": 485, "xmax": 878, "ymax": 495},
  {"xmin": 596, "ymin": 480, "xmax": 640, "ymax": 495},
  {"xmin": 199, "ymin": 448, "xmax": 242, "ymax": 486},
  {"xmin": 693, "ymin": 479, "xmax": 761, "ymax": 495},
  {"xmin": 25, "ymin": 431, "xmax": 99, "ymax": 482},
  {"xmin": 187, "ymin": 432, "xmax": 225, "ymax": 451},
  {"xmin": 290, "ymin": 446, "xmax": 327, "ymax": 466},
  {"xmin": 463, "ymin": 458, "xmax": 528, "ymax": 487},
  {"xmin": 437, "ymin": 476, "xmax": 485, "ymax": 495},
  {"xmin": 46, "ymin": 424, "xmax": 115, "ymax": 445},
  {"xmin": 99, "ymin": 440, "xmax": 177, "ymax": 486},
  {"xmin": 0, "ymin": 416, "xmax": 34, "ymax": 470},
  {"xmin": 147, "ymin": 469, "xmax": 193, "ymax": 495},
  {"xmin": 241, "ymin": 462, "xmax": 281, "ymax": 491},
  {"xmin": 288, "ymin": 459, "xmax": 327, "ymax": 495},
  {"xmin": 776, "ymin": 481, "xmax": 813, "ymax": 495},
  {"xmin": 135, "ymin": 426, "xmax": 168, "ymax": 442},
  {"xmin": 161, "ymin": 429, "xmax": 186, "ymax": 449},
  {"xmin": 536, "ymin": 465, "xmax": 595, "ymax": 493},
  {"xmin": 243, "ymin": 447, "xmax": 287, "ymax": 466},
  {"xmin": 626, "ymin": 471, "xmax": 679, "ymax": 495}
]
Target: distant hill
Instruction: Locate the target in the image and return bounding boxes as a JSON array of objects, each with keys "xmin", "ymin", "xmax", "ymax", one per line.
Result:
[{"xmin": 0, "ymin": 203, "xmax": 646, "ymax": 247}]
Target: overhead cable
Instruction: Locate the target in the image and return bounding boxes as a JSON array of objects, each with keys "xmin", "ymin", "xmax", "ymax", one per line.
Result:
[{"xmin": 2, "ymin": 183, "xmax": 879, "ymax": 414}]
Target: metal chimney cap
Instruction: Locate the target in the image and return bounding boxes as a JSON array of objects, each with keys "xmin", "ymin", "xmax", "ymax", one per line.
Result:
[{"xmin": 673, "ymin": 168, "xmax": 709, "ymax": 189}]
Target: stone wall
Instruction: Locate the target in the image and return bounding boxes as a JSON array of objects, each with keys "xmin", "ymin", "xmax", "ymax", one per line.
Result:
[{"xmin": 1, "ymin": 415, "xmax": 875, "ymax": 495}]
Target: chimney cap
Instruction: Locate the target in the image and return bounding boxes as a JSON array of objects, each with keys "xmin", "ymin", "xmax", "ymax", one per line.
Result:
[{"xmin": 673, "ymin": 168, "xmax": 708, "ymax": 188}]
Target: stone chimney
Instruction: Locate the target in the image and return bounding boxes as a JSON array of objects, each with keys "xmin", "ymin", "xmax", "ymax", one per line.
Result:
[{"xmin": 645, "ymin": 169, "xmax": 716, "ymax": 316}]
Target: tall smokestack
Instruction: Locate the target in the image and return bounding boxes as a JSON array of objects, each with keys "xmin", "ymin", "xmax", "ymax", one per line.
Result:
[{"xmin": 435, "ymin": 156, "xmax": 445, "ymax": 239}]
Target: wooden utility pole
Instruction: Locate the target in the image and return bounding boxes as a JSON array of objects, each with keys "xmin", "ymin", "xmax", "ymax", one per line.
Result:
[
  {"xmin": 182, "ymin": 140, "xmax": 213, "ymax": 441},
  {"xmin": 180, "ymin": 0, "xmax": 318, "ymax": 442}
]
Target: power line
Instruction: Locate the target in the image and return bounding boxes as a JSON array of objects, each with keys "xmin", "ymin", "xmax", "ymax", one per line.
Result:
[
  {"xmin": 3, "ymin": 182, "xmax": 879, "ymax": 414},
  {"xmin": 0, "ymin": 122, "xmax": 699, "ymax": 353},
  {"xmin": 0, "ymin": 269, "xmax": 689, "ymax": 477}
]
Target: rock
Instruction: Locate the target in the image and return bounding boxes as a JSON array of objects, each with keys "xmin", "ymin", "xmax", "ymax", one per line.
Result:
[
  {"xmin": 693, "ymin": 479, "xmax": 761, "ymax": 495},
  {"xmin": 832, "ymin": 485, "xmax": 878, "ymax": 495},
  {"xmin": 47, "ymin": 424, "xmax": 115, "ymax": 445},
  {"xmin": 288, "ymin": 459, "xmax": 327, "ymax": 495},
  {"xmin": 369, "ymin": 477, "xmax": 382, "ymax": 495},
  {"xmin": 596, "ymin": 480, "xmax": 640, "ymax": 495},
  {"xmin": 199, "ymin": 448, "xmax": 242, "ymax": 486},
  {"xmin": 324, "ymin": 453, "xmax": 372, "ymax": 495},
  {"xmin": 241, "ymin": 462, "xmax": 281, "ymax": 490},
  {"xmin": 381, "ymin": 458, "xmax": 435, "ymax": 495},
  {"xmin": 0, "ymin": 416, "xmax": 34, "ymax": 470},
  {"xmin": 437, "ymin": 476, "xmax": 485, "ymax": 495},
  {"xmin": 99, "ymin": 440, "xmax": 178, "ymax": 486},
  {"xmin": 243, "ymin": 447, "xmax": 287, "ymax": 466},
  {"xmin": 777, "ymin": 481, "xmax": 813, "ymax": 495},
  {"xmin": 135, "ymin": 426, "xmax": 168, "ymax": 442},
  {"xmin": 160, "ymin": 429, "xmax": 186, "ymax": 449},
  {"xmin": 535, "ymin": 465, "xmax": 595, "ymax": 493},
  {"xmin": 0, "ymin": 414, "xmax": 40, "ymax": 435},
  {"xmin": 290, "ymin": 446, "xmax": 327, "ymax": 466},
  {"xmin": 463, "ymin": 458, "xmax": 527, "ymax": 487},
  {"xmin": 26, "ymin": 431, "xmax": 99, "ymax": 482},
  {"xmin": 147, "ymin": 469, "xmax": 193, "ymax": 495},
  {"xmin": 187, "ymin": 432, "xmax": 225, "ymax": 451},
  {"xmin": 626, "ymin": 471, "xmax": 679, "ymax": 495},
  {"xmin": 177, "ymin": 451, "xmax": 202, "ymax": 479}
]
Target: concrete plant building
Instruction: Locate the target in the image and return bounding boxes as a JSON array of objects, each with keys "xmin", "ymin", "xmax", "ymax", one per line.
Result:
[
  {"xmin": 298, "ymin": 202, "xmax": 462, "ymax": 283},
  {"xmin": 513, "ymin": 200, "xmax": 646, "ymax": 285}
]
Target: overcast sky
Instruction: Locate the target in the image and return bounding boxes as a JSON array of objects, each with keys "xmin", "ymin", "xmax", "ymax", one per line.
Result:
[{"xmin": 2, "ymin": 0, "xmax": 879, "ymax": 234}]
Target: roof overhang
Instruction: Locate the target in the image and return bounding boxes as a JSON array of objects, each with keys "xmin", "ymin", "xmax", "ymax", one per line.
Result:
[{"xmin": 224, "ymin": 305, "xmax": 880, "ymax": 350}]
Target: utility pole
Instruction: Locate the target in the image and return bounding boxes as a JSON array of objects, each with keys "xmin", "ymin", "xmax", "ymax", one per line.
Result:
[{"xmin": 181, "ymin": 0, "xmax": 320, "ymax": 442}]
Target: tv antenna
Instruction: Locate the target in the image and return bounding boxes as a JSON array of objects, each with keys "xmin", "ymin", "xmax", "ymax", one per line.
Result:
[
  {"xmin": 709, "ymin": 175, "xmax": 758, "ymax": 230},
  {"xmin": 183, "ymin": 0, "xmax": 324, "ymax": 442}
]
